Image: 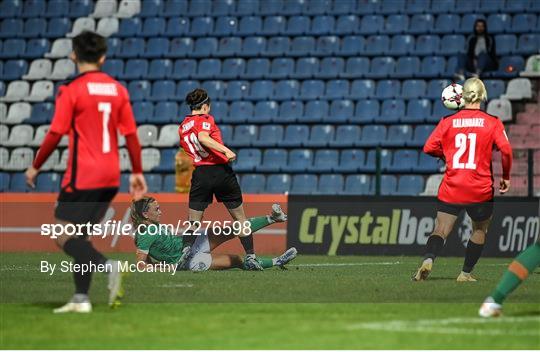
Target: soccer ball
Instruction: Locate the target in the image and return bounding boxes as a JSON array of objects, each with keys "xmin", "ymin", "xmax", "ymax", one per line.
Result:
[{"xmin": 441, "ymin": 83, "xmax": 465, "ymax": 110}]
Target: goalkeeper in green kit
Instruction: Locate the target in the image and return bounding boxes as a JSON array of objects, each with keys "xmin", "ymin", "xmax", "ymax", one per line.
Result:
[{"xmin": 130, "ymin": 196, "xmax": 297, "ymax": 272}]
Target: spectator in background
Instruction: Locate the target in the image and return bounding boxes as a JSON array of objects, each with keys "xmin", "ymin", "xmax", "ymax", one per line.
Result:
[
  {"xmin": 175, "ymin": 149, "xmax": 194, "ymax": 193},
  {"xmin": 455, "ymin": 19, "xmax": 499, "ymax": 80}
]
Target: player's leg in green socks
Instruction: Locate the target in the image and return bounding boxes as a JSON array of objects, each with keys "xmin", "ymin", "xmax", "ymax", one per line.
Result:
[
  {"xmin": 491, "ymin": 242, "xmax": 540, "ymax": 304},
  {"xmin": 248, "ymin": 215, "xmax": 276, "ymax": 233}
]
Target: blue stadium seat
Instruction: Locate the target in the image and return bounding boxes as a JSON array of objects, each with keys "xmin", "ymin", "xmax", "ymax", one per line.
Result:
[
  {"xmin": 380, "ymin": 175, "xmax": 398, "ymax": 195},
  {"xmin": 0, "ymin": 173, "xmax": 9, "ymax": 192},
  {"xmin": 417, "ymin": 152, "xmax": 442, "ymax": 173},
  {"xmin": 396, "ymin": 175, "xmax": 424, "ymax": 196},
  {"xmin": 349, "ymin": 80, "xmax": 375, "ymax": 99},
  {"xmin": 288, "ymin": 36, "xmax": 314, "ymax": 57},
  {"xmin": 332, "ymin": 0, "xmax": 358, "ymax": 14},
  {"xmin": 306, "ymin": 125, "xmax": 334, "ymax": 147},
  {"xmin": 291, "ymin": 57, "xmax": 319, "ymax": 79},
  {"xmin": 274, "ymin": 80, "xmax": 300, "ymax": 101},
  {"xmin": 0, "ymin": 39, "xmax": 25, "ymax": 58},
  {"xmin": 378, "ymin": 149, "xmax": 393, "ymax": 172},
  {"xmin": 484, "ymin": 80, "xmax": 506, "ymax": 99},
  {"xmin": 276, "ymin": 100, "xmax": 303, "ymax": 123},
  {"xmin": 282, "ymin": 125, "xmax": 309, "ymax": 147},
  {"xmin": 290, "ymin": 174, "xmax": 317, "ymax": 194},
  {"xmin": 510, "ymin": 14, "xmax": 537, "ymax": 34},
  {"xmin": 378, "ymin": 99, "xmax": 406, "ymax": 124},
  {"xmin": 458, "ymin": 14, "xmax": 484, "ymax": 34},
  {"xmin": 266, "ymin": 174, "xmax": 291, "ymax": 194},
  {"xmin": 216, "ymin": 37, "xmax": 242, "ymax": 57},
  {"xmin": 120, "ymin": 59, "xmax": 148, "ymax": 80},
  {"xmin": 495, "ymin": 34, "xmax": 517, "ymax": 56},
  {"xmin": 376, "ymin": 80, "xmax": 401, "ymax": 99},
  {"xmin": 201, "ymin": 80, "xmax": 226, "ymax": 100},
  {"xmin": 10, "ymin": 173, "xmax": 28, "ymax": 192},
  {"xmin": 416, "ymin": 56, "xmax": 445, "ymax": 78},
  {"xmin": 285, "ymin": 16, "xmax": 310, "ymax": 36},
  {"xmin": 268, "ymin": 58, "xmax": 294, "ymax": 79},
  {"xmin": 265, "ymin": 36, "xmax": 290, "ymax": 57},
  {"xmin": 128, "ymin": 81, "xmax": 151, "ymax": 101},
  {"xmin": 149, "ymin": 80, "xmax": 175, "ymax": 101},
  {"xmin": 335, "ymin": 150, "xmax": 364, "ymax": 173},
  {"xmin": 0, "ymin": 0, "xmax": 22, "ymax": 18},
  {"xmin": 253, "ymin": 125, "xmax": 283, "ymax": 147},
  {"xmin": 168, "ymin": 38, "xmax": 193, "ymax": 57},
  {"xmin": 242, "ymin": 36, "xmax": 266, "ymax": 56},
  {"xmin": 230, "ymin": 125, "xmax": 257, "ymax": 147},
  {"xmin": 215, "ymin": 16, "xmax": 238, "ymax": 36},
  {"xmin": 162, "ymin": 174, "xmax": 175, "ymax": 192},
  {"xmin": 22, "ymin": 0, "xmax": 45, "ymax": 18},
  {"xmin": 171, "ymin": 59, "xmax": 197, "ymax": 80},
  {"xmin": 433, "ymin": 14, "xmax": 459, "ymax": 34},
  {"xmin": 318, "ymin": 57, "xmax": 344, "ymax": 79},
  {"xmin": 213, "ymin": 0, "xmax": 236, "ymax": 16},
  {"xmin": 301, "ymin": 100, "xmax": 328, "ymax": 123},
  {"xmin": 343, "ymin": 175, "xmax": 372, "ymax": 195},
  {"xmin": 455, "ymin": 0, "xmax": 479, "ymax": 14},
  {"xmin": 380, "ymin": 0, "xmax": 405, "ymax": 14},
  {"xmin": 141, "ymin": 17, "xmax": 166, "ymax": 37},
  {"xmin": 364, "ymin": 35, "xmax": 390, "ymax": 56},
  {"xmin": 315, "ymin": 36, "xmax": 340, "ymax": 56},
  {"xmin": 507, "ymin": 0, "xmax": 530, "ymax": 13},
  {"xmin": 330, "ymin": 125, "xmax": 361, "ymax": 147},
  {"xmin": 300, "ymin": 80, "xmax": 325, "ymax": 100},
  {"xmin": 389, "ymin": 35, "xmax": 415, "ymax": 55},
  {"xmin": 160, "ymin": 0, "xmax": 188, "ymax": 17},
  {"xmin": 327, "ymin": 100, "xmax": 353, "ymax": 123},
  {"xmin": 427, "ymin": 79, "xmax": 451, "ymax": 99},
  {"xmin": 119, "ymin": 174, "xmax": 130, "ymax": 192},
  {"xmin": 262, "ymin": 16, "xmax": 286, "ymax": 35},
  {"xmin": 154, "ymin": 149, "xmax": 176, "ymax": 172},
  {"xmin": 36, "ymin": 173, "xmax": 61, "ymax": 193},
  {"xmin": 429, "ymin": 100, "xmax": 451, "ymax": 123},
  {"xmin": 245, "ymin": 58, "xmax": 270, "ymax": 79},
  {"xmin": 132, "ymin": 102, "xmax": 153, "ymax": 123},
  {"xmin": 117, "ymin": 18, "xmax": 142, "ymax": 38},
  {"xmin": 403, "ymin": 98, "xmax": 431, "ymax": 123},
  {"xmin": 366, "ymin": 57, "xmax": 395, "ymax": 79},
  {"xmin": 382, "ymin": 125, "xmax": 414, "ymax": 147},
  {"xmin": 282, "ymin": 0, "xmax": 306, "ymax": 15},
  {"xmin": 225, "ymin": 101, "xmax": 253, "ymax": 123},
  {"xmin": 164, "ymin": 17, "xmax": 189, "ymax": 37},
  {"xmin": 192, "ymin": 37, "xmax": 218, "ymax": 58},
  {"xmin": 152, "ymin": 102, "xmax": 177, "ymax": 123},
  {"xmin": 140, "ymin": 0, "xmax": 163, "ymax": 17},
  {"xmin": 2, "ymin": 60, "xmax": 27, "ymax": 80},
  {"xmin": 234, "ymin": 149, "xmax": 262, "ymax": 172},
  {"xmin": 491, "ymin": 56, "xmax": 525, "ymax": 78},
  {"xmin": 311, "ymin": 15, "xmax": 335, "ymax": 35},
  {"xmin": 220, "ymin": 124, "xmax": 233, "ymax": 143},
  {"xmin": 142, "ymin": 38, "xmax": 169, "ymax": 58},
  {"xmin": 284, "ymin": 149, "xmax": 313, "ymax": 173},
  {"xmin": 107, "ymin": 38, "xmax": 121, "ymax": 57},
  {"xmin": 409, "ymin": 125, "xmax": 435, "ymax": 147},
  {"xmin": 0, "ymin": 81, "xmax": 5, "ymax": 96},
  {"xmin": 247, "ymin": 80, "xmax": 273, "ymax": 101},
  {"xmin": 21, "ymin": 39, "xmax": 49, "ymax": 59},
  {"xmin": 357, "ymin": 125, "xmax": 386, "ymax": 146},
  {"xmin": 339, "ymin": 35, "xmax": 365, "ymax": 56},
  {"xmin": 401, "ymin": 80, "xmax": 427, "ymax": 99},
  {"xmin": 146, "ymin": 174, "xmax": 163, "ymax": 193},
  {"xmin": 224, "ymin": 80, "xmax": 249, "ymax": 100},
  {"xmin": 210, "ymin": 101, "xmax": 228, "ymax": 122},
  {"xmin": 312, "ymin": 150, "xmax": 339, "ymax": 172},
  {"xmin": 478, "ymin": 0, "xmax": 504, "ymax": 12},
  {"xmin": 415, "ymin": 35, "xmax": 440, "ymax": 55},
  {"xmin": 194, "ymin": 58, "xmax": 221, "ymax": 80},
  {"xmin": 306, "ymin": 0, "xmax": 331, "ymax": 15},
  {"xmin": 342, "ymin": 57, "xmax": 370, "ymax": 78},
  {"xmin": 69, "ymin": 0, "xmax": 93, "ymax": 18},
  {"xmin": 117, "ymin": 38, "xmax": 144, "ymax": 58},
  {"xmin": 28, "ymin": 102, "xmax": 54, "ymax": 124},
  {"xmin": 516, "ymin": 34, "xmax": 540, "ymax": 55},
  {"xmin": 487, "ymin": 14, "xmax": 511, "ymax": 34},
  {"xmin": 188, "ymin": 0, "xmax": 212, "ymax": 16},
  {"xmin": 238, "ymin": 16, "xmax": 262, "ymax": 36},
  {"xmin": 253, "ymin": 100, "xmax": 279, "ymax": 123},
  {"xmin": 44, "ymin": 18, "xmax": 71, "ymax": 38},
  {"xmin": 147, "ymin": 60, "xmax": 173, "ymax": 79},
  {"xmin": 325, "ymin": 80, "xmax": 349, "ymax": 100},
  {"xmin": 317, "ymin": 174, "xmax": 344, "ymax": 195},
  {"xmin": 258, "ymin": 149, "xmax": 287, "ymax": 172},
  {"xmin": 385, "ymin": 14, "xmax": 409, "ymax": 34},
  {"xmin": 406, "ymin": 0, "xmax": 430, "ymax": 14},
  {"xmin": 22, "ymin": 18, "xmax": 46, "ymax": 38},
  {"xmin": 409, "ymin": 14, "xmax": 435, "ymax": 35},
  {"xmin": 351, "ymin": 99, "xmax": 379, "ymax": 124},
  {"xmin": 389, "ymin": 150, "xmax": 418, "ymax": 172}
]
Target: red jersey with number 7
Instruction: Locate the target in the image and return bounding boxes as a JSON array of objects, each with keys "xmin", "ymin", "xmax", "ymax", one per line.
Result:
[
  {"xmin": 424, "ymin": 109, "xmax": 513, "ymax": 204},
  {"xmin": 179, "ymin": 114, "xmax": 229, "ymax": 166},
  {"xmin": 49, "ymin": 71, "xmax": 137, "ymax": 190}
]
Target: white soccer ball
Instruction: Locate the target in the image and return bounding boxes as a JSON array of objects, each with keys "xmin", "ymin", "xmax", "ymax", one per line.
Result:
[{"xmin": 441, "ymin": 83, "xmax": 465, "ymax": 110}]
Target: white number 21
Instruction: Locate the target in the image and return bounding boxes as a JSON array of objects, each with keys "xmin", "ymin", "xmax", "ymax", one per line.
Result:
[
  {"xmin": 98, "ymin": 102, "xmax": 111, "ymax": 153},
  {"xmin": 453, "ymin": 133, "xmax": 477, "ymax": 170}
]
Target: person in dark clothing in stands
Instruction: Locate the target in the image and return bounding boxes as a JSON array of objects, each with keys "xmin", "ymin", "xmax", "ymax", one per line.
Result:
[{"xmin": 455, "ymin": 19, "xmax": 499, "ymax": 80}]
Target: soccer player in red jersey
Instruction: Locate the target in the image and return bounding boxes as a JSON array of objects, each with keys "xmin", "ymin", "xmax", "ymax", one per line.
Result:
[
  {"xmin": 178, "ymin": 88, "xmax": 263, "ymax": 270},
  {"xmin": 413, "ymin": 78, "xmax": 513, "ymax": 282},
  {"xmin": 25, "ymin": 31, "xmax": 147, "ymax": 312}
]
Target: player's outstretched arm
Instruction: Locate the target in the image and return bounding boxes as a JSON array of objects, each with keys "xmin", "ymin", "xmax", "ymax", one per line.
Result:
[
  {"xmin": 197, "ymin": 131, "xmax": 236, "ymax": 161},
  {"xmin": 494, "ymin": 120, "xmax": 513, "ymax": 194}
]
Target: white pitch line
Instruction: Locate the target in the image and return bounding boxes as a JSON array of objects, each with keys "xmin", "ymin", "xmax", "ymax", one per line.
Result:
[
  {"xmin": 158, "ymin": 283, "xmax": 194, "ymax": 288},
  {"xmin": 292, "ymin": 262, "xmax": 401, "ymax": 267}
]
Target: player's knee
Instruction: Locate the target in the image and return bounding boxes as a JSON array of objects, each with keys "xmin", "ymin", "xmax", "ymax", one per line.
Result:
[
  {"xmin": 189, "ymin": 202, "xmax": 209, "ymax": 212},
  {"xmin": 223, "ymin": 200, "xmax": 242, "ymax": 210}
]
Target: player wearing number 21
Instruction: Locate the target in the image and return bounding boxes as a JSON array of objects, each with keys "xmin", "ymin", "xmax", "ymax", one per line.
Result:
[{"xmin": 412, "ymin": 78, "xmax": 513, "ymax": 282}]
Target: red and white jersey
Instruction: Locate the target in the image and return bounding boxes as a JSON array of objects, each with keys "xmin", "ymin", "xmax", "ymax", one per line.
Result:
[
  {"xmin": 50, "ymin": 71, "xmax": 137, "ymax": 190},
  {"xmin": 179, "ymin": 114, "xmax": 229, "ymax": 166},
  {"xmin": 424, "ymin": 109, "xmax": 513, "ymax": 204}
]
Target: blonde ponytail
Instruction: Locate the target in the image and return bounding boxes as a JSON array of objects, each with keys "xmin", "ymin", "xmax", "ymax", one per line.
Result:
[{"xmin": 463, "ymin": 78, "xmax": 487, "ymax": 104}]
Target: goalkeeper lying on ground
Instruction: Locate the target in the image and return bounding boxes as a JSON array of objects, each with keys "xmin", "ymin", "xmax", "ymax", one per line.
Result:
[{"xmin": 130, "ymin": 196, "xmax": 297, "ymax": 272}]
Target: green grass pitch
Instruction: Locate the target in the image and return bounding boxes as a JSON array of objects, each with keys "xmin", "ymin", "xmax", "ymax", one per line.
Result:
[{"xmin": 1, "ymin": 253, "xmax": 539, "ymax": 349}]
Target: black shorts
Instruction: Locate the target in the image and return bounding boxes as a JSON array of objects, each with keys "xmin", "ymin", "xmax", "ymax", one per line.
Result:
[
  {"xmin": 437, "ymin": 199, "xmax": 494, "ymax": 222},
  {"xmin": 55, "ymin": 187, "xmax": 118, "ymax": 225},
  {"xmin": 189, "ymin": 164, "xmax": 243, "ymax": 211}
]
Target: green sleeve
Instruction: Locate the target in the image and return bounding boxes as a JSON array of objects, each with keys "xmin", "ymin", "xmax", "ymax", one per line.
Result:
[{"xmin": 136, "ymin": 231, "xmax": 157, "ymax": 253}]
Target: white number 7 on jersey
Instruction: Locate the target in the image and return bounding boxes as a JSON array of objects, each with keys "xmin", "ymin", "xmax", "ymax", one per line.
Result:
[
  {"xmin": 453, "ymin": 133, "xmax": 477, "ymax": 170},
  {"xmin": 98, "ymin": 102, "xmax": 111, "ymax": 153}
]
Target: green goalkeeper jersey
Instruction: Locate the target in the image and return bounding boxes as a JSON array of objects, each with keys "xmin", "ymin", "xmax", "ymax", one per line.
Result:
[{"xmin": 135, "ymin": 225, "xmax": 184, "ymax": 264}]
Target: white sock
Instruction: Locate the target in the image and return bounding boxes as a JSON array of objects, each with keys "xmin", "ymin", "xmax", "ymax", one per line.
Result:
[{"xmin": 72, "ymin": 294, "xmax": 89, "ymax": 303}]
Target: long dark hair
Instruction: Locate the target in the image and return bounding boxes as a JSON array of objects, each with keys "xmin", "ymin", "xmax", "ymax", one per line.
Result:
[{"xmin": 130, "ymin": 196, "xmax": 158, "ymax": 230}]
